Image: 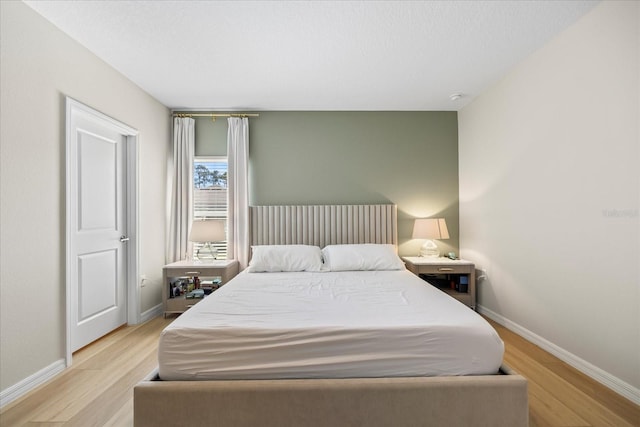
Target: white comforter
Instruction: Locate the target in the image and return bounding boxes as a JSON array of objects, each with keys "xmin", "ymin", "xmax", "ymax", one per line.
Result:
[{"xmin": 158, "ymin": 270, "xmax": 504, "ymax": 380}]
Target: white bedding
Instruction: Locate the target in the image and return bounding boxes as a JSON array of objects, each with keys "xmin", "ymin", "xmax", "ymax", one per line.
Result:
[{"xmin": 158, "ymin": 270, "xmax": 504, "ymax": 380}]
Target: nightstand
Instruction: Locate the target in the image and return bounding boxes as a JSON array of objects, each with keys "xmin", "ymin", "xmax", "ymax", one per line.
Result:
[
  {"xmin": 403, "ymin": 257, "xmax": 476, "ymax": 310},
  {"xmin": 162, "ymin": 259, "xmax": 239, "ymax": 317}
]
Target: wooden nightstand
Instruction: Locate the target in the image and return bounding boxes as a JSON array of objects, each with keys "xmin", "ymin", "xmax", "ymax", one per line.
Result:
[
  {"xmin": 403, "ymin": 257, "xmax": 476, "ymax": 310},
  {"xmin": 162, "ymin": 259, "xmax": 239, "ymax": 317}
]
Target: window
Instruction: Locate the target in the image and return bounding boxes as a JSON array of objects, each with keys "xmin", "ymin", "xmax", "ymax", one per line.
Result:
[{"xmin": 193, "ymin": 157, "xmax": 228, "ymax": 259}]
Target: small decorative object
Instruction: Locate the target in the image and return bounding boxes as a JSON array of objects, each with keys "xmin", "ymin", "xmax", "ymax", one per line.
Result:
[
  {"xmin": 189, "ymin": 219, "xmax": 226, "ymax": 262},
  {"xmin": 457, "ymin": 276, "xmax": 469, "ymax": 293},
  {"xmin": 447, "ymin": 252, "xmax": 457, "ymax": 260},
  {"xmin": 412, "ymin": 218, "xmax": 450, "ymax": 257},
  {"xmin": 186, "ymin": 289, "xmax": 205, "ymax": 299},
  {"xmin": 172, "ymin": 286, "xmax": 179, "ymax": 297}
]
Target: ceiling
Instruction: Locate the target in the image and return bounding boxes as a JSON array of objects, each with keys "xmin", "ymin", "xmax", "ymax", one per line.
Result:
[{"xmin": 23, "ymin": 0, "xmax": 598, "ymax": 111}]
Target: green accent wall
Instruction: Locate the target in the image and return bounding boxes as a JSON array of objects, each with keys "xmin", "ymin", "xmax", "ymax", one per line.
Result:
[
  {"xmin": 194, "ymin": 115, "xmax": 228, "ymax": 156},
  {"xmin": 193, "ymin": 111, "xmax": 459, "ymax": 256}
]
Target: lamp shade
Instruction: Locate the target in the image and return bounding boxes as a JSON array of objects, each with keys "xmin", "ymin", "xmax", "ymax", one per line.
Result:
[
  {"xmin": 412, "ymin": 218, "xmax": 450, "ymax": 240},
  {"xmin": 189, "ymin": 219, "xmax": 225, "ymax": 243}
]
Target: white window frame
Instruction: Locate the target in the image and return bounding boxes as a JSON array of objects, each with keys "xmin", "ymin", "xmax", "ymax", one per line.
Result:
[{"xmin": 193, "ymin": 156, "xmax": 228, "ymax": 259}]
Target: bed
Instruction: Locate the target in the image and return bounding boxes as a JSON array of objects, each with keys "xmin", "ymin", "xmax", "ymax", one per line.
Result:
[{"xmin": 134, "ymin": 204, "xmax": 528, "ymax": 427}]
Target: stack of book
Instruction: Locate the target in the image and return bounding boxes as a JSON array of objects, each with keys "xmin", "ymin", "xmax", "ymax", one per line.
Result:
[{"xmin": 200, "ymin": 278, "xmax": 222, "ymax": 295}]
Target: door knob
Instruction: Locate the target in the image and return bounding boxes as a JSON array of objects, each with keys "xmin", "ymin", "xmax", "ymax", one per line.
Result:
[{"xmin": 120, "ymin": 235, "xmax": 130, "ymax": 242}]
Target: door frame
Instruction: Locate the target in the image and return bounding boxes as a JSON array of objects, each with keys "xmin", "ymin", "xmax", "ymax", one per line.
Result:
[{"xmin": 65, "ymin": 97, "xmax": 140, "ymax": 366}]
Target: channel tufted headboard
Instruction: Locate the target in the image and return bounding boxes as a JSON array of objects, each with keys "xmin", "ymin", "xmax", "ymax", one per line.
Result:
[{"xmin": 249, "ymin": 204, "xmax": 397, "ymax": 248}]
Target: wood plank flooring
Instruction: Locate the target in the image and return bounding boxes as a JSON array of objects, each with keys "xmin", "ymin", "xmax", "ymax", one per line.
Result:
[
  {"xmin": 1, "ymin": 315, "xmax": 638, "ymax": 426},
  {"xmin": 486, "ymin": 319, "xmax": 639, "ymax": 427},
  {"xmin": 0, "ymin": 316, "xmax": 172, "ymax": 427}
]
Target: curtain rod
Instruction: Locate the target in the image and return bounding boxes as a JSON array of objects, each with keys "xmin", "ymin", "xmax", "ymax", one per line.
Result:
[{"xmin": 172, "ymin": 112, "xmax": 259, "ymax": 119}]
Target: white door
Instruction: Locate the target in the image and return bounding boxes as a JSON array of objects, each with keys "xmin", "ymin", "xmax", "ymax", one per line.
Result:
[{"xmin": 66, "ymin": 99, "xmax": 134, "ymax": 353}]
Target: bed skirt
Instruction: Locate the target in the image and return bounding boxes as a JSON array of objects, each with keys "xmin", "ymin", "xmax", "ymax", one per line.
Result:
[{"xmin": 133, "ymin": 365, "xmax": 528, "ymax": 427}]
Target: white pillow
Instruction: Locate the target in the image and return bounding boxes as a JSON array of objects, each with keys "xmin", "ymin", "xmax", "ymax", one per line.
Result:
[
  {"xmin": 248, "ymin": 245, "xmax": 324, "ymax": 272},
  {"xmin": 322, "ymin": 244, "xmax": 404, "ymax": 271}
]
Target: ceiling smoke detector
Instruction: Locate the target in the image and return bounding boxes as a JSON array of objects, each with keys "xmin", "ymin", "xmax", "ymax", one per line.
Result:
[{"xmin": 449, "ymin": 93, "xmax": 464, "ymax": 101}]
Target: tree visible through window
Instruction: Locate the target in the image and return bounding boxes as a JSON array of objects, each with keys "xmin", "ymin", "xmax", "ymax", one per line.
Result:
[{"xmin": 193, "ymin": 157, "xmax": 227, "ymax": 259}]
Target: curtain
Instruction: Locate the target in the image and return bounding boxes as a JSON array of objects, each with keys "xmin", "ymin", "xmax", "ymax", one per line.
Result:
[
  {"xmin": 166, "ymin": 117, "xmax": 195, "ymax": 262},
  {"xmin": 227, "ymin": 117, "xmax": 250, "ymax": 270}
]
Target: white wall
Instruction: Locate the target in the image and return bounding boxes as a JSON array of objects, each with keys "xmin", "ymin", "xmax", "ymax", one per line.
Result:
[
  {"xmin": 0, "ymin": 1, "xmax": 169, "ymax": 395},
  {"xmin": 459, "ymin": 0, "xmax": 639, "ymax": 402}
]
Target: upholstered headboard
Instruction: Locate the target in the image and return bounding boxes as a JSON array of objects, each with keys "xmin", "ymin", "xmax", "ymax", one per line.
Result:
[{"xmin": 249, "ymin": 204, "xmax": 397, "ymax": 248}]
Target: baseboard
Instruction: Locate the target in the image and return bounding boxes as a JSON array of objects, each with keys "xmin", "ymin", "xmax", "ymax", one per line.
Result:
[
  {"xmin": 478, "ymin": 305, "xmax": 640, "ymax": 405},
  {"xmin": 2, "ymin": 306, "xmax": 162, "ymax": 409},
  {"xmin": 0, "ymin": 359, "xmax": 66, "ymax": 409},
  {"xmin": 140, "ymin": 303, "xmax": 163, "ymax": 323}
]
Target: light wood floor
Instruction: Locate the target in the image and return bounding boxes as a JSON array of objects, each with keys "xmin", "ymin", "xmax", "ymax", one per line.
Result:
[
  {"xmin": 1, "ymin": 315, "xmax": 638, "ymax": 427},
  {"xmin": 486, "ymin": 319, "xmax": 639, "ymax": 427}
]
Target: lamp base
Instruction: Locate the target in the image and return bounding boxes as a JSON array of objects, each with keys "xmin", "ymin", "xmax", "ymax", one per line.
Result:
[
  {"xmin": 419, "ymin": 240, "xmax": 440, "ymax": 258},
  {"xmin": 195, "ymin": 243, "xmax": 218, "ymax": 263}
]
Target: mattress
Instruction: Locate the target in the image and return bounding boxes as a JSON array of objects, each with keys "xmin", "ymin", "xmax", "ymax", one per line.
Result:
[{"xmin": 158, "ymin": 269, "xmax": 504, "ymax": 380}]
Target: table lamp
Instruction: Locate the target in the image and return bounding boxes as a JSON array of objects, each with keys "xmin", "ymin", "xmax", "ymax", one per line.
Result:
[
  {"xmin": 412, "ymin": 218, "xmax": 449, "ymax": 257},
  {"xmin": 189, "ymin": 219, "xmax": 225, "ymax": 262}
]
